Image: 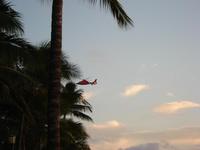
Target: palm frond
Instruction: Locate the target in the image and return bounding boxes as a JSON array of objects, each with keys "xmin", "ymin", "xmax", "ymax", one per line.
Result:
[
  {"xmin": 71, "ymin": 104, "xmax": 92, "ymax": 113},
  {"xmin": 0, "ymin": 0, "xmax": 24, "ymax": 34},
  {"xmin": 84, "ymin": 0, "xmax": 97, "ymax": 5},
  {"xmin": 0, "ymin": 66, "xmax": 37, "ymax": 84},
  {"xmin": 61, "ymin": 54, "xmax": 81, "ymax": 79},
  {"xmin": 81, "ymin": 99, "xmax": 92, "ymax": 107},
  {"xmin": 0, "ymin": 67, "xmax": 36, "ymax": 123},
  {"xmin": 86, "ymin": 0, "xmax": 133, "ymax": 28},
  {"xmin": 70, "ymin": 111, "xmax": 93, "ymax": 122},
  {"xmin": 61, "ymin": 119, "xmax": 91, "ymax": 149},
  {"xmin": 61, "ymin": 119, "xmax": 89, "ymax": 139},
  {"xmin": 100, "ymin": 0, "xmax": 133, "ymax": 28},
  {"xmin": 23, "ymin": 42, "xmax": 81, "ymax": 84},
  {"xmin": 0, "ymin": 32, "xmax": 30, "ymax": 48},
  {"xmin": 61, "ymin": 82, "xmax": 93, "ymax": 122},
  {"xmin": 0, "ymin": 32, "xmax": 34, "ymax": 67}
]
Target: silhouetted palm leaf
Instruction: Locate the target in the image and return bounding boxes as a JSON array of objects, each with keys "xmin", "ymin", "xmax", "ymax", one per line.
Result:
[
  {"xmin": 86, "ymin": 0, "xmax": 133, "ymax": 28},
  {"xmin": 70, "ymin": 111, "xmax": 93, "ymax": 122},
  {"xmin": 71, "ymin": 104, "xmax": 92, "ymax": 113},
  {"xmin": 0, "ymin": 66, "xmax": 36, "ymax": 122},
  {"xmin": 0, "ymin": 0, "xmax": 23, "ymax": 34},
  {"xmin": 22, "ymin": 42, "xmax": 81, "ymax": 87},
  {"xmin": 61, "ymin": 54, "xmax": 81, "ymax": 80},
  {"xmin": 0, "ymin": 32, "xmax": 33, "ymax": 67},
  {"xmin": 61, "ymin": 119, "xmax": 91, "ymax": 150}
]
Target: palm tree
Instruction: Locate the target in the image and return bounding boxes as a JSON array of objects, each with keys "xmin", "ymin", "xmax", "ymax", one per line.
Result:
[
  {"xmin": 0, "ymin": 2, "xmax": 34, "ymax": 149},
  {"xmin": 0, "ymin": 66, "xmax": 36, "ymax": 150},
  {"xmin": 61, "ymin": 82, "xmax": 92, "ymax": 122},
  {"xmin": 27, "ymin": 43, "xmax": 91, "ymax": 150},
  {"xmin": 20, "ymin": 43, "xmax": 92, "ymax": 150},
  {"xmin": 60, "ymin": 82, "xmax": 93, "ymax": 149},
  {"xmin": 0, "ymin": 40, "xmax": 89, "ymax": 149},
  {"xmin": 48, "ymin": 1, "xmax": 133, "ymax": 149},
  {"xmin": 0, "ymin": 0, "xmax": 33, "ymax": 69},
  {"xmin": 0, "ymin": 1, "xmax": 92, "ymax": 148}
]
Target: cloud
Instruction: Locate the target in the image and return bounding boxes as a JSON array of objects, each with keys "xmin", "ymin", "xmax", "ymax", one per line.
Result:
[
  {"xmin": 154, "ymin": 101, "xmax": 200, "ymax": 114},
  {"xmin": 91, "ymin": 138, "xmax": 131, "ymax": 150},
  {"xmin": 83, "ymin": 92, "xmax": 94, "ymax": 100},
  {"xmin": 91, "ymin": 120, "xmax": 123, "ymax": 129},
  {"xmin": 166, "ymin": 92, "xmax": 175, "ymax": 97},
  {"xmin": 131, "ymin": 126, "xmax": 200, "ymax": 146},
  {"xmin": 121, "ymin": 142, "xmax": 177, "ymax": 150},
  {"xmin": 122, "ymin": 84, "xmax": 150, "ymax": 97},
  {"xmin": 170, "ymin": 138, "xmax": 200, "ymax": 145},
  {"xmin": 122, "ymin": 143, "xmax": 159, "ymax": 150},
  {"xmin": 88, "ymin": 126, "xmax": 200, "ymax": 150},
  {"xmin": 91, "ymin": 120, "xmax": 122, "ymax": 129}
]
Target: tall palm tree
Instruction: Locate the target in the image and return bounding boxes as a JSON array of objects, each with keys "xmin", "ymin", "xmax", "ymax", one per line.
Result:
[
  {"xmin": 18, "ymin": 42, "xmax": 85, "ymax": 150},
  {"xmin": 21, "ymin": 43, "xmax": 91, "ymax": 150},
  {"xmin": 48, "ymin": 1, "xmax": 133, "ymax": 149},
  {"xmin": 0, "ymin": 40, "xmax": 86, "ymax": 149},
  {"xmin": 0, "ymin": 1, "xmax": 92, "ymax": 148},
  {"xmin": 0, "ymin": 2, "xmax": 35, "ymax": 149}
]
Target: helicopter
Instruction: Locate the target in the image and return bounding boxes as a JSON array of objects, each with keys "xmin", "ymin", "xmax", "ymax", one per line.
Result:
[{"xmin": 76, "ymin": 79, "xmax": 97, "ymax": 85}]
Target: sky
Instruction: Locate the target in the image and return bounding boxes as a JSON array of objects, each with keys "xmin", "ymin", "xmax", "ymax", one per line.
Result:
[{"xmin": 12, "ymin": 0, "xmax": 200, "ymax": 150}]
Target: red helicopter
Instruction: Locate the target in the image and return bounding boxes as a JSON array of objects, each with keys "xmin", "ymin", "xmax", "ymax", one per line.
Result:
[{"xmin": 76, "ymin": 79, "xmax": 97, "ymax": 85}]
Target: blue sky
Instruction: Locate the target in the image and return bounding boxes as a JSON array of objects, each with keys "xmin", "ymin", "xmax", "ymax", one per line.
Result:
[{"xmin": 13, "ymin": 0, "xmax": 200, "ymax": 149}]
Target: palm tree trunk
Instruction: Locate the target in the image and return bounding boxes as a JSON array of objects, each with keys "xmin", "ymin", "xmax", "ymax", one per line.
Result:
[
  {"xmin": 48, "ymin": 0, "xmax": 63, "ymax": 150},
  {"xmin": 18, "ymin": 114, "xmax": 24, "ymax": 150}
]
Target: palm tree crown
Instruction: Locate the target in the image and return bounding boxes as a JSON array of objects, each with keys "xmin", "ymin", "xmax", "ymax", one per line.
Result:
[{"xmin": 0, "ymin": 0, "xmax": 24, "ymax": 34}]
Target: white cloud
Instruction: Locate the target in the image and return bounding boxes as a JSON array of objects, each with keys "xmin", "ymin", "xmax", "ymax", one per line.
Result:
[
  {"xmin": 83, "ymin": 92, "xmax": 94, "ymax": 100},
  {"xmin": 122, "ymin": 84, "xmax": 150, "ymax": 97},
  {"xmin": 91, "ymin": 120, "xmax": 123, "ymax": 129},
  {"xmin": 166, "ymin": 92, "xmax": 175, "ymax": 97},
  {"xmin": 154, "ymin": 101, "xmax": 200, "ymax": 114}
]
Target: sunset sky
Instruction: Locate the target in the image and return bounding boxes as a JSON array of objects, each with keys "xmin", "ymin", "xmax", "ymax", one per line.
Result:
[{"xmin": 13, "ymin": 0, "xmax": 200, "ymax": 149}]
